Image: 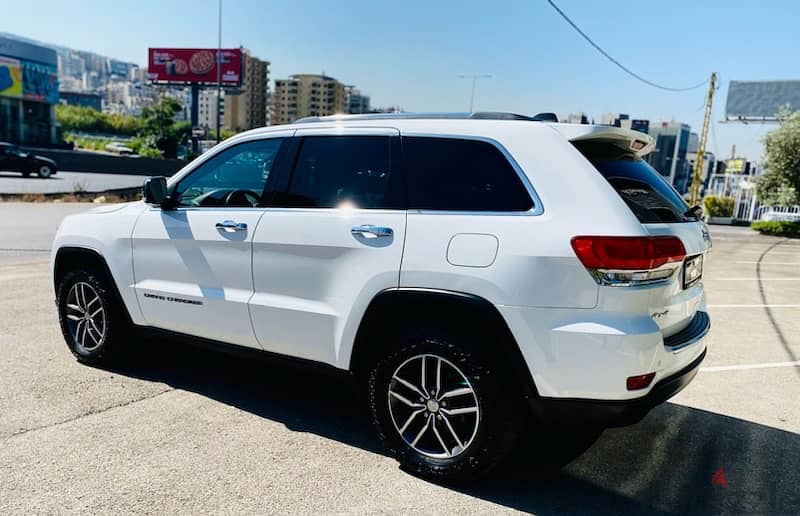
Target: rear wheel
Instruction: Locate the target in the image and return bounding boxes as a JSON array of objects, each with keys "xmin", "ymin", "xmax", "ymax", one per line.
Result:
[
  {"xmin": 57, "ymin": 267, "xmax": 128, "ymax": 365},
  {"xmin": 37, "ymin": 165, "xmax": 52, "ymax": 178},
  {"xmin": 368, "ymin": 331, "xmax": 522, "ymax": 483}
]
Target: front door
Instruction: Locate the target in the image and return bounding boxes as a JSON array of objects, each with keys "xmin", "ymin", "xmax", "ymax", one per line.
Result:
[
  {"xmin": 249, "ymin": 128, "xmax": 406, "ymax": 366},
  {"xmin": 131, "ymin": 135, "xmax": 290, "ymax": 348}
]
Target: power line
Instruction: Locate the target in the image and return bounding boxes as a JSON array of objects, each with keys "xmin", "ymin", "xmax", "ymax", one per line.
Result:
[{"xmin": 546, "ymin": 0, "xmax": 708, "ymax": 92}]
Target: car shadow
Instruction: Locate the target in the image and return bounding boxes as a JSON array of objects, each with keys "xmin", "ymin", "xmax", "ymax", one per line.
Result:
[{"xmin": 109, "ymin": 338, "xmax": 799, "ymax": 514}]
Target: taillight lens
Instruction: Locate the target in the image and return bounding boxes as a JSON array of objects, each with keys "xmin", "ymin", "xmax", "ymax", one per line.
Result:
[{"xmin": 571, "ymin": 236, "xmax": 686, "ymax": 286}]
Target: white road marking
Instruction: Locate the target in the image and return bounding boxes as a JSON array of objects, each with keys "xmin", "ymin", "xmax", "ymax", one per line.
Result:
[
  {"xmin": 733, "ymin": 261, "xmax": 800, "ymax": 265},
  {"xmin": 708, "ymin": 304, "xmax": 800, "ymax": 308},
  {"xmin": 704, "ymin": 278, "xmax": 800, "ymax": 281},
  {"xmin": 701, "ymin": 360, "xmax": 800, "ymax": 372}
]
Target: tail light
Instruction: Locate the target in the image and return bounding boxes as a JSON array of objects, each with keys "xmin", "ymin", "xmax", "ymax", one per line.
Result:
[{"xmin": 571, "ymin": 236, "xmax": 686, "ymax": 286}]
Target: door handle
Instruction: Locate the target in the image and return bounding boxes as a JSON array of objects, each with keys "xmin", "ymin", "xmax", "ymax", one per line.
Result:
[
  {"xmin": 215, "ymin": 220, "xmax": 248, "ymax": 232},
  {"xmin": 351, "ymin": 225, "xmax": 393, "ymax": 239}
]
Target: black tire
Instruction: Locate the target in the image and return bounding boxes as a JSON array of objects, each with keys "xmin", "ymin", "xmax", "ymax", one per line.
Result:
[
  {"xmin": 56, "ymin": 266, "xmax": 128, "ymax": 365},
  {"xmin": 37, "ymin": 164, "xmax": 53, "ymax": 178},
  {"xmin": 368, "ymin": 329, "xmax": 523, "ymax": 484}
]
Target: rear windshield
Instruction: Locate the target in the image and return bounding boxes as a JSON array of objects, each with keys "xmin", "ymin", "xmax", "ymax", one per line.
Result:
[{"xmin": 575, "ymin": 142, "xmax": 692, "ymax": 224}]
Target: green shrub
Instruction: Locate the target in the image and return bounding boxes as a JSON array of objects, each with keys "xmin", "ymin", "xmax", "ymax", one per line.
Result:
[
  {"xmin": 751, "ymin": 220, "xmax": 800, "ymax": 236},
  {"xmin": 703, "ymin": 195, "xmax": 735, "ymax": 217}
]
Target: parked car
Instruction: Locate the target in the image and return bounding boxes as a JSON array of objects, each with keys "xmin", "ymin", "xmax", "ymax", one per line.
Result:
[
  {"xmin": 50, "ymin": 113, "xmax": 711, "ymax": 482},
  {"xmin": 105, "ymin": 142, "xmax": 135, "ymax": 155},
  {"xmin": 0, "ymin": 142, "xmax": 57, "ymax": 178}
]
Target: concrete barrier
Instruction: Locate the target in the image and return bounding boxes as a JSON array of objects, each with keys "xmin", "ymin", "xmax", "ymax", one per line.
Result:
[{"xmin": 21, "ymin": 147, "xmax": 187, "ymax": 177}]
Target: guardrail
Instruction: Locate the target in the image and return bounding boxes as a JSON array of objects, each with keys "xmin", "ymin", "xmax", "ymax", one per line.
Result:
[{"xmin": 21, "ymin": 147, "xmax": 187, "ymax": 177}]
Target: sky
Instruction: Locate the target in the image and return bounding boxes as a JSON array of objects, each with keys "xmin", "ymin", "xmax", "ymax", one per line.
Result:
[{"xmin": 4, "ymin": 0, "xmax": 799, "ymax": 162}]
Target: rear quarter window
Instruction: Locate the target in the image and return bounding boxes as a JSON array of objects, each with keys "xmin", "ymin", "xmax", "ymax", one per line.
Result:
[
  {"xmin": 403, "ymin": 136, "xmax": 533, "ymax": 212},
  {"xmin": 575, "ymin": 141, "xmax": 692, "ymax": 224}
]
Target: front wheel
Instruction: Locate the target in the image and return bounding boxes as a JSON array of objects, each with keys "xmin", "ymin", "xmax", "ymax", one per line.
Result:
[
  {"xmin": 37, "ymin": 165, "xmax": 53, "ymax": 178},
  {"xmin": 57, "ymin": 267, "xmax": 128, "ymax": 365},
  {"xmin": 368, "ymin": 331, "xmax": 522, "ymax": 483}
]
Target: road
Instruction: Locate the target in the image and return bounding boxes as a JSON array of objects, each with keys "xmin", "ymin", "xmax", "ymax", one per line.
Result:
[
  {"xmin": 1, "ymin": 203, "xmax": 798, "ymax": 515},
  {"xmin": 0, "ymin": 171, "xmax": 144, "ymax": 195}
]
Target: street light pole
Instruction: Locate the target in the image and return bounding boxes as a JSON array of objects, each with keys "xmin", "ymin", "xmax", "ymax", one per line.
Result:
[
  {"xmin": 457, "ymin": 74, "xmax": 492, "ymax": 112},
  {"xmin": 215, "ymin": 0, "xmax": 222, "ymax": 144}
]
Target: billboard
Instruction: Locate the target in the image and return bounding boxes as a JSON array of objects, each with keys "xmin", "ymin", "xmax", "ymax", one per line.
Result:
[
  {"xmin": 21, "ymin": 60, "xmax": 58, "ymax": 103},
  {"xmin": 147, "ymin": 48, "xmax": 242, "ymax": 86},
  {"xmin": 726, "ymin": 80, "xmax": 800, "ymax": 121},
  {"xmin": 0, "ymin": 56, "xmax": 23, "ymax": 99}
]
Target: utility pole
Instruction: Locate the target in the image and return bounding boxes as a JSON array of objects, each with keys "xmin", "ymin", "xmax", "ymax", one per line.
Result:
[
  {"xmin": 457, "ymin": 74, "xmax": 492, "ymax": 112},
  {"xmin": 689, "ymin": 72, "xmax": 717, "ymax": 207},
  {"xmin": 215, "ymin": 0, "xmax": 222, "ymax": 144}
]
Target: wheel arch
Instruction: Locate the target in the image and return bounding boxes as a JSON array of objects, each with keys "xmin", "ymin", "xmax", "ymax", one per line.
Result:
[
  {"xmin": 53, "ymin": 246, "xmax": 134, "ymax": 326},
  {"xmin": 349, "ymin": 288, "xmax": 539, "ymax": 402}
]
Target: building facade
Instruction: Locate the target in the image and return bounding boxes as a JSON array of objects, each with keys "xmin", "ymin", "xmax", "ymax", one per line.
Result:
[
  {"xmin": 345, "ymin": 86, "xmax": 370, "ymax": 114},
  {"xmin": 198, "ymin": 88, "xmax": 224, "ymax": 133},
  {"xmin": 273, "ymin": 74, "xmax": 346, "ymax": 124},
  {"xmin": 646, "ymin": 121, "xmax": 692, "ymax": 194},
  {"xmin": 59, "ymin": 91, "xmax": 102, "ymax": 111},
  {"xmin": 224, "ymin": 52, "xmax": 269, "ymax": 131},
  {"xmin": 0, "ymin": 35, "xmax": 59, "ymax": 144}
]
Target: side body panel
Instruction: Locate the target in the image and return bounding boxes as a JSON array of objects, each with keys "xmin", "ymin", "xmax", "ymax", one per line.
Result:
[{"xmin": 51, "ymin": 202, "xmax": 148, "ymax": 325}]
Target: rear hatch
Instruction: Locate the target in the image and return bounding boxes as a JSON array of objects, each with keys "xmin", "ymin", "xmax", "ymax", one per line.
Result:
[{"xmin": 569, "ymin": 131, "xmax": 711, "ymax": 341}]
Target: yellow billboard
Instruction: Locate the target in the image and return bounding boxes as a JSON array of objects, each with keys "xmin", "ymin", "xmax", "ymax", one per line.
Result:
[
  {"xmin": 0, "ymin": 57, "xmax": 23, "ymax": 99},
  {"xmin": 726, "ymin": 158, "xmax": 745, "ymax": 174}
]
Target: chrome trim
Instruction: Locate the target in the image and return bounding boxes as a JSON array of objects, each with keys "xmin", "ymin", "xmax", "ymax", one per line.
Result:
[
  {"xmin": 215, "ymin": 220, "xmax": 248, "ymax": 232},
  {"xmin": 351, "ymin": 225, "xmax": 393, "ymax": 238},
  {"xmin": 400, "ymin": 132, "xmax": 545, "ymax": 216}
]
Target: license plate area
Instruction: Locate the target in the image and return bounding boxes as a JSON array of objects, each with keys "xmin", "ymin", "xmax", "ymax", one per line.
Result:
[{"xmin": 683, "ymin": 254, "xmax": 703, "ymax": 289}]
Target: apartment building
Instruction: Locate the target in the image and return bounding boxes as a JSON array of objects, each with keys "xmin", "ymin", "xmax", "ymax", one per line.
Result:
[
  {"xmin": 224, "ymin": 52, "xmax": 269, "ymax": 131},
  {"xmin": 273, "ymin": 74, "xmax": 346, "ymax": 124}
]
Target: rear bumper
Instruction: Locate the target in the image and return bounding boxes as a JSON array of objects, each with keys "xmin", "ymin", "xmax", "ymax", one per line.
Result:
[{"xmin": 535, "ymin": 347, "xmax": 706, "ymax": 428}]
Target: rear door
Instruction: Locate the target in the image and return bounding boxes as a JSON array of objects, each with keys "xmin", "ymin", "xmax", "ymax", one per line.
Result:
[
  {"xmin": 249, "ymin": 127, "xmax": 406, "ymax": 366},
  {"xmin": 574, "ymin": 139, "xmax": 711, "ymax": 338}
]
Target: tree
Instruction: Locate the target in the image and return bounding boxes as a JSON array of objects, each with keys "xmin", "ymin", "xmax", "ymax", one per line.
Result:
[
  {"xmin": 757, "ymin": 108, "xmax": 800, "ymax": 206},
  {"xmin": 139, "ymin": 97, "xmax": 191, "ymax": 159}
]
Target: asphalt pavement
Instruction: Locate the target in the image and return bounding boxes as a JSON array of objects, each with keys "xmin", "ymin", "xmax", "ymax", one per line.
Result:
[
  {"xmin": 0, "ymin": 171, "xmax": 144, "ymax": 194},
  {"xmin": 0, "ymin": 203, "xmax": 798, "ymax": 515}
]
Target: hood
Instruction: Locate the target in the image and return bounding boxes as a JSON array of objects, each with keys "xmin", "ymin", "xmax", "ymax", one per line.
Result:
[{"xmin": 86, "ymin": 200, "xmax": 145, "ymax": 214}]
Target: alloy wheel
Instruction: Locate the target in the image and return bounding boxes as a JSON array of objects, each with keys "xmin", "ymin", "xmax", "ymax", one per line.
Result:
[
  {"xmin": 64, "ymin": 282, "xmax": 106, "ymax": 353},
  {"xmin": 39, "ymin": 165, "xmax": 52, "ymax": 178},
  {"xmin": 388, "ymin": 354, "xmax": 480, "ymax": 459}
]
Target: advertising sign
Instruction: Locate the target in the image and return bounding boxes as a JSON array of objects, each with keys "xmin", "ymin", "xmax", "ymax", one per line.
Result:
[
  {"xmin": 22, "ymin": 61, "xmax": 59, "ymax": 103},
  {"xmin": 0, "ymin": 56, "xmax": 23, "ymax": 99},
  {"xmin": 147, "ymin": 48, "xmax": 242, "ymax": 86},
  {"xmin": 726, "ymin": 80, "xmax": 800, "ymax": 121}
]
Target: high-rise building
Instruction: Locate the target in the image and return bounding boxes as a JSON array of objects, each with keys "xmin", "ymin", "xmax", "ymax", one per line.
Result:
[
  {"xmin": 345, "ymin": 86, "xmax": 371, "ymax": 114},
  {"xmin": 198, "ymin": 89, "xmax": 224, "ymax": 132},
  {"xmin": 223, "ymin": 52, "xmax": 269, "ymax": 131},
  {"xmin": 273, "ymin": 74, "xmax": 346, "ymax": 124},
  {"xmin": 646, "ymin": 121, "xmax": 693, "ymax": 194}
]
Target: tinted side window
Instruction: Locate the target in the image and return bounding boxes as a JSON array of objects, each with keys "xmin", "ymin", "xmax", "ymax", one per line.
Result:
[
  {"xmin": 403, "ymin": 137, "xmax": 533, "ymax": 211},
  {"xmin": 173, "ymin": 138, "xmax": 283, "ymax": 208},
  {"xmin": 575, "ymin": 141, "xmax": 691, "ymax": 223},
  {"xmin": 282, "ymin": 136, "xmax": 396, "ymax": 209}
]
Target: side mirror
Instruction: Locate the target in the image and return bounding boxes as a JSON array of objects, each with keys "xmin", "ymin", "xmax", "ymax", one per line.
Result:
[{"xmin": 143, "ymin": 176, "xmax": 168, "ymax": 206}]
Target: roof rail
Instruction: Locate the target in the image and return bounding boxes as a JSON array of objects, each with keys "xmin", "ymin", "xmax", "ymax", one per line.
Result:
[{"xmin": 293, "ymin": 112, "xmax": 555, "ymax": 124}]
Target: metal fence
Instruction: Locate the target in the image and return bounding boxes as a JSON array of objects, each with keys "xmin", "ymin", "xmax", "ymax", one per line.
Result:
[{"xmin": 709, "ymin": 173, "xmax": 800, "ymax": 222}]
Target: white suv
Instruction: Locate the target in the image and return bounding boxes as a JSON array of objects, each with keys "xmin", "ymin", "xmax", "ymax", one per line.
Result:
[{"xmin": 51, "ymin": 113, "xmax": 711, "ymax": 482}]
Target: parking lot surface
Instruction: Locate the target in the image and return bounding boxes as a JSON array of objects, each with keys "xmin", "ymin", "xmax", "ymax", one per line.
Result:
[
  {"xmin": 1, "ymin": 203, "xmax": 798, "ymax": 515},
  {"xmin": 0, "ymin": 171, "xmax": 144, "ymax": 195}
]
